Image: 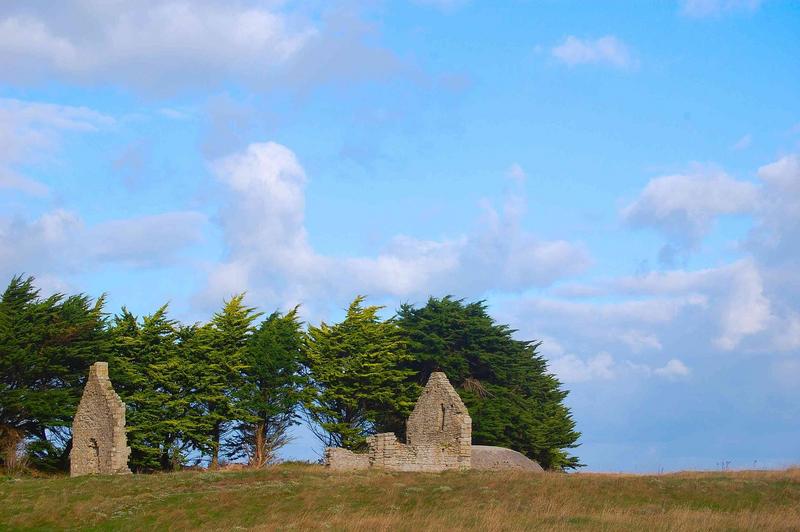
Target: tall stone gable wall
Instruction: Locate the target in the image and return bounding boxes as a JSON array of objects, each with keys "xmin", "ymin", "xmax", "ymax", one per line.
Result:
[
  {"xmin": 325, "ymin": 371, "xmax": 471, "ymax": 472},
  {"xmin": 404, "ymin": 371, "xmax": 471, "ymax": 469},
  {"xmin": 70, "ymin": 362, "xmax": 131, "ymax": 476}
]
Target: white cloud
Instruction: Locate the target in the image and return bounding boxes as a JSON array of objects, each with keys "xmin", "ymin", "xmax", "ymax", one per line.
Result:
[
  {"xmin": 515, "ymin": 255, "xmax": 779, "ymax": 354},
  {"xmin": 0, "ymin": 209, "xmax": 206, "ymax": 282},
  {"xmin": 551, "ymin": 35, "xmax": 635, "ymax": 69},
  {"xmin": 758, "ymin": 154, "xmax": 800, "ymax": 189},
  {"xmin": 756, "ymin": 155, "xmax": 800, "ymax": 228},
  {"xmin": 213, "ymin": 141, "xmax": 309, "ymax": 258},
  {"xmin": 623, "ymin": 155, "xmax": 800, "ymax": 252},
  {"xmin": 628, "ymin": 358, "xmax": 691, "ymax": 379},
  {"xmin": 0, "ymin": 98, "xmax": 113, "ymax": 195},
  {"xmin": 90, "ymin": 212, "xmax": 208, "ymax": 266},
  {"xmin": 549, "ymin": 352, "xmax": 616, "ymax": 383},
  {"xmin": 772, "ymin": 312, "xmax": 800, "ymax": 351},
  {"xmin": 622, "ymin": 166, "xmax": 759, "ymax": 243},
  {"xmin": 0, "ymin": 1, "xmax": 401, "ymax": 94},
  {"xmin": 505, "ymin": 292, "xmax": 707, "ymax": 372},
  {"xmin": 713, "ymin": 260, "xmax": 771, "ymax": 349},
  {"xmin": 0, "ymin": 2, "xmax": 309, "ymax": 84},
  {"xmin": 679, "ymin": 0, "xmax": 763, "ymax": 18},
  {"xmin": 544, "ymin": 347, "xmax": 690, "ymax": 383},
  {"xmin": 746, "ymin": 156, "xmax": 800, "ymax": 281},
  {"xmin": 653, "ymin": 358, "xmax": 690, "ymax": 378},
  {"xmin": 599, "ymin": 260, "xmax": 770, "ymax": 350},
  {"xmin": 533, "ymin": 319, "xmax": 692, "ymax": 385},
  {"xmin": 200, "ymin": 142, "xmax": 591, "ymax": 312},
  {"xmin": 528, "ymin": 296, "xmax": 705, "ymax": 325},
  {"xmin": 0, "ymin": 170, "xmax": 49, "ymax": 196},
  {"xmin": 616, "ymin": 154, "xmax": 799, "ymax": 351},
  {"xmin": 620, "ymin": 330, "xmax": 663, "ymax": 352}
]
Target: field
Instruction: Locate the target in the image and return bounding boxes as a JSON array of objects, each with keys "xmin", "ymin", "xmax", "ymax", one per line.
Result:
[{"xmin": 1, "ymin": 464, "xmax": 799, "ymax": 531}]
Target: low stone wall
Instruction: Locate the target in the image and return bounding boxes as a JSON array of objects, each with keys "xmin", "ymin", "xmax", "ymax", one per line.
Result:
[
  {"xmin": 368, "ymin": 433, "xmax": 415, "ymax": 471},
  {"xmin": 327, "ymin": 432, "xmax": 471, "ymax": 473},
  {"xmin": 324, "ymin": 447, "xmax": 370, "ymax": 470}
]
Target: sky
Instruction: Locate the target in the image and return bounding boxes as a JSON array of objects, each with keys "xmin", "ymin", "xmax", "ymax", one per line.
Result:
[{"xmin": 1, "ymin": 0, "xmax": 799, "ymax": 472}]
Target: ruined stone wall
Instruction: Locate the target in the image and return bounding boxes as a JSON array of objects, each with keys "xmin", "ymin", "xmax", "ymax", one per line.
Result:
[
  {"xmin": 324, "ymin": 371, "xmax": 472, "ymax": 472},
  {"xmin": 404, "ymin": 372, "xmax": 471, "ymax": 471},
  {"xmin": 70, "ymin": 362, "xmax": 131, "ymax": 476},
  {"xmin": 324, "ymin": 447, "xmax": 370, "ymax": 470},
  {"xmin": 365, "ymin": 433, "xmax": 413, "ymax": 470}
]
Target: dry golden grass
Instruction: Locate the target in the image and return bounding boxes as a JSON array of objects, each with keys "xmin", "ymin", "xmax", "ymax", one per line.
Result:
[{"xmin": 1, "ymin": 464, "xmax": 798, "ymax": 531}]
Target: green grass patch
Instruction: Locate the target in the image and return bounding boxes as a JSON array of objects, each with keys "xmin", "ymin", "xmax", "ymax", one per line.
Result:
[{"xmin": 0, "ymin": 465, "xmax": 798, "ymax": 531}]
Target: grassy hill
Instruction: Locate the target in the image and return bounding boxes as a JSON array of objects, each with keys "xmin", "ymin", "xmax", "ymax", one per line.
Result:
[{"xmin": 1, "ymin": 464, "xmax": 798, "ymax": 531}]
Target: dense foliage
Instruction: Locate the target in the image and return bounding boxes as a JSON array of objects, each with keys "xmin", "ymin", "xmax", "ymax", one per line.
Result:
[
  {"xmin": 231, "ymin": 308, "xmax": 306, "ymax": 467},
  {"xmin": 0, "ymin": 277, "xmax": 581, "ymax": 472},
  {"xmin": 0, "ymin": 276, "xmax": 107, "ymax": 471},
  {"xmin": 196, "ymin": 295, "xmax": 262, "ymax": 468},
  {"xmin": 107, "ymin": 307, "xmax": 209, "ymax": 472},
  {"xmin": 396, "ymin": 297, "xmax": 582, "ymax": 470},
  {"xmin": 304, "ymin": 297, "xmax": 418, "ymax": 450}
]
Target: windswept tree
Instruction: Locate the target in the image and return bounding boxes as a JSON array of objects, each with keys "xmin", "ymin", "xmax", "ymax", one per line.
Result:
[
  {"xmin": 108, "ymin": 306, "xmax": 208, "ymax": 472},
  {"xmin": 396, "ymin": 296, "xmax": 582, "ymax": 470},
  {"xmin": 304, "ymin": 296, "xmax": 418, "ymax": 450},
  {"xmin": 229, "ymin": 308, "xmax": 306, "ymax": 467},
  {"xmin": 0, "ymin": 276, "xmax": 107, "ymax": 471},
  {"xmin": 193, "ymin": 294, "xmax": 261, "ymax": 468}
]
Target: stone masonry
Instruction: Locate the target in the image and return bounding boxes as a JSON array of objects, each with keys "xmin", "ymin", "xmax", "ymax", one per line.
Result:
[
  {"xmin": 325, "ymin": 371, "xmax": 472, "ymax": 472},
  {"xmin": 70, "ymin": 362, "xmax": 131, "ymax": 476}
]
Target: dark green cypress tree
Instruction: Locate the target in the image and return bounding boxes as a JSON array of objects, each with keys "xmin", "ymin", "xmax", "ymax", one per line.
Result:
[
  {"xmin": 395, "ymin": 296, "xmax": 582, "ymax": 470},
  {"xmin": 0, "ymin": 276, "xmax": 107, "ymax": 471},
  {"xmin": 228, "ymin": 307, "xmax": 306, "ymax": 467},
  {"xmin": 108, "ymin": 306, "xmax": 208, "ymax": 471},
  {"xmin": 193, "ymin": 295, "xmax": 261, "ymax": 468},
  {"xmin": 304, "ymin": 296, "xmax": 418, "ymax": 450}
]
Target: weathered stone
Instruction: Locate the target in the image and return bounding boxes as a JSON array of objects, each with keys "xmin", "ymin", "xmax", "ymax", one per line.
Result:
[
  {"xmin": 70, "ymin": 362, "xmax": 131, "ymax": 476},
  {"xmin": 326, "ymin": 371, "xmax": 471, "ymax": 472},
  {"xmin": 471, "ymin": 445, "xmax": 544, "ymax": 472},
  {"xmin": 324, "ymin": 447, "xmax": 370, "ymax": 470}
]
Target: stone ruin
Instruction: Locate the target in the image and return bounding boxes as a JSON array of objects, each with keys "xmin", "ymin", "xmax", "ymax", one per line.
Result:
[
  {"xmin": 325, "ymin": 371, "xmax": 472, "ymax": 472},
  {"xmin": 70, "ymin": 362, "xmax": 131, "ymax": 476},
  {"xmin": 325, "ymin": 371, "xmax": 545, "ymax": 472},
  {"xmin": 67, "ymin": 365, "xmax": 541, "ymax": 476}
]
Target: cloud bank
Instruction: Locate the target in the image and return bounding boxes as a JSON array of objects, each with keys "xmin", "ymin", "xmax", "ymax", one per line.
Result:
[
  {"xmin": 0, "ymin": 98, "xmax": 113, "ymax": 196},
  {"xmin": 200, "ymin": 142, "xmax": 591, "ymax": 313},
  {"xmin": 0, "ymin": 1, "xmax": 402, "ymax": 94}
]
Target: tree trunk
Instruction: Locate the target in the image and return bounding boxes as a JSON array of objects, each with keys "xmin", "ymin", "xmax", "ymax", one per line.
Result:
[
  {"xmin": 60, "ymin": 438, "xmax": 73, "ymax": 472},
  {"xmin": 253, "ymin": 421, "xmax": 266, "ymax": 468},
  {"xmin": 1, "ymin": 426, "xmax": 23, "ymax": 471},
  {"xmin": 160, "ymin": 447, "xmax": 171, "ymax": 471},
  {"xmin": 209, "ymin": 423, "xmax": 220, "ymax": 469}
]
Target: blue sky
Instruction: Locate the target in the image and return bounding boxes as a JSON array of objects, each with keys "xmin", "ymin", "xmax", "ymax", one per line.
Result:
[{"xmin": 1, "ymin": 0, "xmax": 798, "ymax": 472}]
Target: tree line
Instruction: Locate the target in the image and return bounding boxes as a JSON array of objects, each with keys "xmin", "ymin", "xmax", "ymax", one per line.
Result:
[{"xmin": 0, "ymin": 275, "xmax": 582, "ymax": 472}]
